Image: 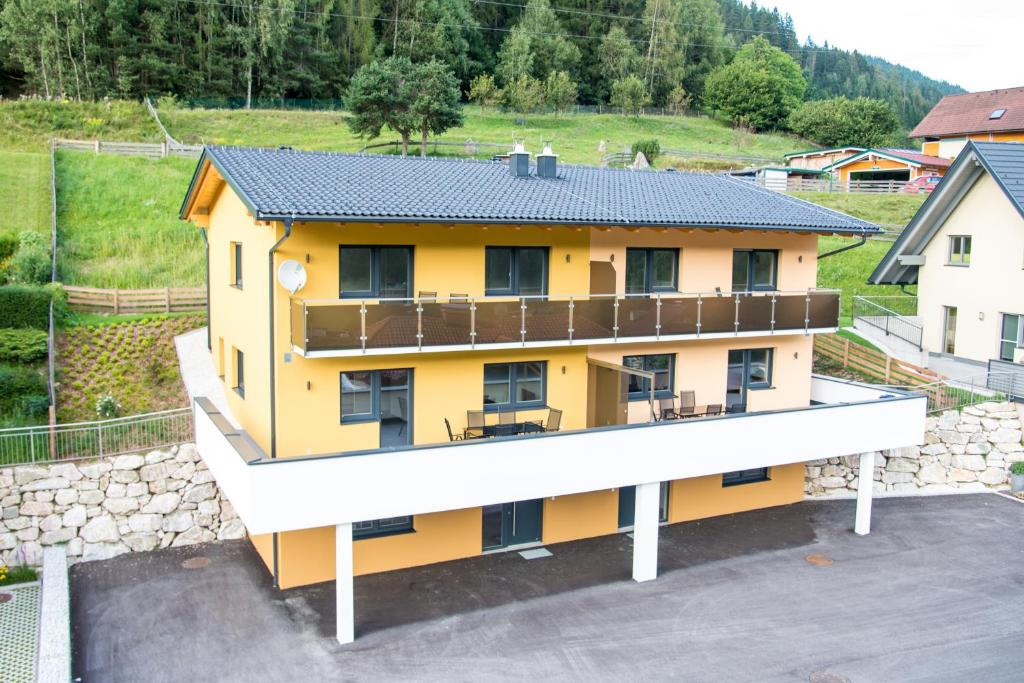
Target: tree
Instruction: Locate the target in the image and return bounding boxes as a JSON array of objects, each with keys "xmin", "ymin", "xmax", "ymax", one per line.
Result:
[
  {"xmin": 468, "ymin": 74, "xmax": 501, "ymax": 111},
  {"xmin": 610, "ymin": 75, "xmax": 650, "ymax": 117},
  {"xmin": 385, "ymin": 0, "xmax": 481, "ymax": 85},
  {"xmin": 544, "ymin": 70, "xmax": 577, "ymax": 114},
  {"xmin": 788, "ymin": 97, "xmax": 901, "ymax": 147},
  {"xmin": 666, "ymin": 86, "xmax": 691, "ymax": 115},
  {"xmin": 598, "ymin": 26, "xmax": 639, "ymax": 101},
  {"xmin": 344, "ymin": 56, "xmax": 418, "ymax": 155},
  {"xmin": 495, "ymin": 0, "xmax": 579, "ymax": 86},
  {"xmin": 703, "ymin": 36, "xmax": 806, "ymax": 130},
  {"xmin": 410, "ymin": 59, "xmax": 464, "ymax": 157},
  {"xmin": 503, "ymin": 74, "xmax": 544, "ymax": 114}
]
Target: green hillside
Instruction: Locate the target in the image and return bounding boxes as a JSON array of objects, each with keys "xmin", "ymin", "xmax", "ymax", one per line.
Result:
[{"xmin": 0, "ymin": 151, "xmax": 50, "ymax": 236}]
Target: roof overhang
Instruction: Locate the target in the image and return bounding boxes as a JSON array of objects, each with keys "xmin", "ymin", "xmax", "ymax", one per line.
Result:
[
  {"xmin": 824, "ymin": 149, "xmax": 923, "ymax": 171},
  {"xmin": 783, "ymin": 146, "xmax": 864, "ymax": 160}
]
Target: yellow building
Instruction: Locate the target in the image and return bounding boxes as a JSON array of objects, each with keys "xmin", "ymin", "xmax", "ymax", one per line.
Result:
[
  {"xmin": 823, "ymin": 148, "xmax": 950, "ymax": 186},
  {"xmin": 181, "ymin": 145, "xmax": 926, "ymax": 643},
  {"xmin": 912, "ymin": 86, "xmax": 1024, "ymax": 159}
]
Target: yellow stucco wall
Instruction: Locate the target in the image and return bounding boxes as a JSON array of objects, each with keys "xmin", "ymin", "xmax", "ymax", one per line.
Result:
[
  {"xmin": 925, "ymin": 132, "xmax": 1024, "ymax": 159},
  {"xmin": 543, "ymin": 490, "xmax": 619, "ymax": 544},
  {"xmin": 668, "ymin": 463, "xmax": 805, "ymax": 522},
  {"xmin": 917, "ymin": 173, "xmax": 1024, "ymax": 362}
]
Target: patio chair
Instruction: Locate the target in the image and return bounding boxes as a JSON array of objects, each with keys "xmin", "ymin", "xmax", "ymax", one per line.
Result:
[
  {"xmin": 444, "ymin": 418, "xmax": 465, "ymax": 441},
  {"xmin": 448, "ymin": 293, "xmax": 469, "ymax": 303},
  {"xmin": 418, "ymin": 290, "xmax": 437, "ymax": 301},
  {"xmin": 677, "ymin": 390, "xmax": 696, "ymax": 418},
  {"xmin": 466, "ymin": 410, "xmax": 486, "ymax": 439},
  {"xmin": 497, "ymin": 407, "xmax": 516, "ymax": 428},
  {"xmin": 543, "ymin": 408, "xmax": 562, "ymax": 432},
  {"xmin": 704, "ymin": 404, "xmax": 723, "ymax": 417},
  {"xmin": 657, "ymin": 396, "xmax": 677, "ymax": 421}
]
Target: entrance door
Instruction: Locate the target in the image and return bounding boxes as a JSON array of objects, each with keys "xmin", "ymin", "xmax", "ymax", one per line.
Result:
[
  {"xmin": 482, "ymin": 500, "xmax": 543, "ymax": 550},
  {"xmin": 617, "ymin": 482, "xmax": 669, "ymax": 528},
  {"xmin": 943, "ymin": 306, "xmax": 958, "ymax": 355}
]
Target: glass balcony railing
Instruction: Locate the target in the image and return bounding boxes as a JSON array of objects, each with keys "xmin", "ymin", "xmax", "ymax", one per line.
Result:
[{"xmin": 291, "ymin": 290, "xmax": 841, "ymax": 355}]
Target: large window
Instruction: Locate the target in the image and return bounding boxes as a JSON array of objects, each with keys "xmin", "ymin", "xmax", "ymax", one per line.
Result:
[
  {"xmin": 340, "ymin": 369, "xmax": 410, "ymax": 423},
  {"xmin": 339, "ymin": 246, "xmax": 412, "ymax": 298},
  {"xmin": 483, "ymin": 361, "xmax": 546, "ymax": 410},
  {"xmin": 1000, "ymin": 314, "xmax": 1022, "ymax": 362},
  {"xmin": 625, "ymin": 248, "xmax": 678, "ymax": 294},
  {"xmin": 732, "ymin": 249, "xmax": 778, "ymax": 292},
  {"xmin": 485, "ymin": 247, "xmax": 547, "ymax": 296},
  {"xmin": 723, "ymin": 468, "xmax": 769, "ymax": 486},
  {"xmin": 353, "ymin": 516, "xmax": 413, "ymax": 539},
  {"xmin": 947, "ymin": 235, "xmax": 971, "ymax": 266},
  {"xmin": 623, "ymin": 354, "xmax": 674, "ymax": 400}
]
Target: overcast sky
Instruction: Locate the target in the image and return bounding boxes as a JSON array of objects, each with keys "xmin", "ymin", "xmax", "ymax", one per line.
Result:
[{"xmin": 761, "ymin": 0, "xmax": 1019, "ymax": 92}]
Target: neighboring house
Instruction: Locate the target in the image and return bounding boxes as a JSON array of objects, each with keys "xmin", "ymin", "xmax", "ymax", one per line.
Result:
[
  {"xmin": 727, "ymin": 166, "xmax": 830, "ymax": 192},
  {"xmin": 784, "ymin": 146, "xmax": 865, "ymax": 171},
  {"xmin": 180, "ymin": 145, "xmax": 924, "ymax": 643},
  {"xmin": 870, "ymin": 142, "xmax": 1024, "ymax": 373},
  {"xmin": 912, "ymin": 86, "xmax": 1024, "ymax": 159},
  {"xmin": 824, "ymin": 148, "xmax": 951, "ymax": 185}
]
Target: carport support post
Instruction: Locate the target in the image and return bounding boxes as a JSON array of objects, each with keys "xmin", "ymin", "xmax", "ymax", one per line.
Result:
[
  {"xmin": 855, "ymin": 452, "xmax": 875, "ymax": 535},
  {"xmin": 632, "ymin": 481, "xmax": 660, "ymax": 582},
  {"xmin": 336, "ymin": 522, "xmax": 354, "ymax": 644}
]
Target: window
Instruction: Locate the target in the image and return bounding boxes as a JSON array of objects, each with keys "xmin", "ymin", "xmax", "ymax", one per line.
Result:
[
  {"xmin": 733, "ymin": 348, "xmax": 772, "ymax": 388},
  {"xmin": 1000, "ymin": 314, "xmax": 1023, "ymax": 362},
  {"xmin": 723, "ymin": 468, "xmax": 769, "ymax": 486},
  {"xmin": 217, "ymin": 338, "xmax": 225, "ymax": 378},
  {"xmin": 732, "ymin": 249, "xmax": 778, "ymax": 292},
  {"xmin": 990, "ymin": 108, "xmax": 1007, "ymax": 120},
  {"xmin": 623, "ymin": 354, "xmax": 674, "ymax": 400},
  {"xmin": 943, "ymin": 306, "xmax": 958, "ymax": 355},
  {"xmin": 340, "ymin": 369, "xmax": 411, "ymax": 431},
  {"xmin": 625, "ymin": 248, "xmax": 678, "ymax": 294},
  {"xmin": 339, "ymin": 246, "xmax": 412, "ymax": 298},
  {"xmin": 231, "ymin": 242, "xmax": 243, "ymax": 288},
  {"xmin": 947, "ymin": 235, "xmax": 971, "ymax": 266},
  {"xmin": 233, "ymin": 349, "xmax": 244, "ymax": 397},
  {"xmin": 485, "ymin": 247, "xmax": 547, "ymax": 296},
  {"xmin": 341, "ymin": 371, "xmax": 374, "ymax": 421},
  {"xmin": 353, "ymin": 516, "xmax": 413, "ymax": 539},
  {"xmin": 483, "ymin": 361, "xmax": 546, "ymax": 410}
]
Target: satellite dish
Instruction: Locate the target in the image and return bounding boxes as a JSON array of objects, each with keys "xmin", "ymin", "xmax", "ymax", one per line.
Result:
[{"xmin": 277, "ymin": 259, "xmax": 307, "ymax": 294}]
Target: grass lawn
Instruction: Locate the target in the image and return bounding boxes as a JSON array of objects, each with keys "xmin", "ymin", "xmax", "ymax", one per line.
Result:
[
  {"xmin": 55, "ymin": 151, "xmax": 204, "ymax": 288},
  {"xmin": 792, "ymin": 192, "xmax": 926, "ymax": 226},
  {"xmin": 0, "ymin": 99, "xmax": 161, "ymax": 152},
  {"xmin": 817, "ymin": 236, "xmax": 910, "ymax": 318},
  {"xmin": 0, "ymin": 151, "xmax": 50, "ymax": 237},
  {"xmin": 56, "ymin": 314, "xmax": 204, "ymax": 421},
  {"xmin": 160, "ymin": 105, "xmax": 803, "ymax": 166}
]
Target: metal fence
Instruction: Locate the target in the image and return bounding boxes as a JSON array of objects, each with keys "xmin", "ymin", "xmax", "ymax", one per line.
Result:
[
  {"xmin": 851, "ymin": 296, "xmax": 922, "ymax": 349},
  {"xmin": 0, "ymin": 408, "xmax": 194, "ymax": 466},
  {"xmin": 987, "ymin": 359, "xmax": 1024, "ymax": 401},
  {"xmin": 54, "ymin": 138, "xmax": 202, "ymax": 158},
  {"xmin": 906, "ymin": 371, "xmax": 1024, "ymax": 414}
]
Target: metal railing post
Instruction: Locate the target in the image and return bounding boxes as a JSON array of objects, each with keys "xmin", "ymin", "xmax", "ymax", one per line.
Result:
[
  {"xmin": 613, "ymin": 298, "xmax": 619, "ymax": 341},
  {"xmin": 696, "ymin": 294, "xmax": 703, "ymax": 337},
  {"xmin": 770, "ymin": 295, "xmax": 777, "ymax": 333},
  {"xmin": 303, "ymin": 302, "xmax": 309, "ymax": 351},
  {"xmin": 734, "ymin": 294, "xmax": 741, "ymax": 335},
  {"xmin": 470, "ymin": 299, "xmax": 477, "ymax": 348},
  {"xmin": 520, "ymin": 298, "xmax": 527, "ymax": 345},
  {"xmin": 804, "ymin": 290, "xmax": 811, "ymax": 334},
  {"xmin": 360, "ymin": 302, "xmax": 367, "ymax": 353},
  {"xmin": 416, "ymin": 300, "xmax": 423, "ymax": 350},
  {"xmin": 656, "ymin": 294, "xmax": 662, "ymax": 339},
  {"xmin": 568, "ymin": 297, "xmax": 574, "ymax": 343}
]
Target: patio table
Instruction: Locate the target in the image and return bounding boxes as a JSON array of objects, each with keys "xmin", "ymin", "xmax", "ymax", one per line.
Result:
[{"xmin": 481, "ymin": 422, "xmax": 546, "ymax": 438}]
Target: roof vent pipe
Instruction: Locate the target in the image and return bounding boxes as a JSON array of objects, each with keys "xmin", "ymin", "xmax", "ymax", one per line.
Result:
[
  {"xmin": 536, "ymin": 144, "xmax": 558, "ymax": 179},
  {"xmin": 509, "ymin": 141, "xmax": 530, "ymax": 178}
]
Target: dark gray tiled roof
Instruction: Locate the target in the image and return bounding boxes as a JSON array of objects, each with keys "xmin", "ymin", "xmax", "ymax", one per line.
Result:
[
  {"xmin": 973, "ymin": 142, "xmax": 1024, "ymax": 216},
  {"xmin": 191, "ymin": 145, "xmax": 878, "ymax": 234}
]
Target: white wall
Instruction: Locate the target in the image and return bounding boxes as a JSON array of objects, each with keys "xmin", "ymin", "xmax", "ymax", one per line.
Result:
[{"xmin": 918, "ymin": 173, "xmax": 1024, "ymax": 364}]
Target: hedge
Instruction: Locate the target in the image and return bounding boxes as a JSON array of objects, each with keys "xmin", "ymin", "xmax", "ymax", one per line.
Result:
[
  {"xmin": 0, "ymin": 328, "xmax": 49, "ymax": 364},
  {"xmin": 0, "ymin": 284, "xmax": 61, "ymax": 329},
  {"xmin": 0, "ymin": 363, "xmax": 47, "ymax": 413}
]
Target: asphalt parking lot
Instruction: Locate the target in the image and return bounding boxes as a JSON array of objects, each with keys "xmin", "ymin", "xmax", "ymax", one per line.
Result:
[{"xmin": 72, "ymin": 494, "xmax": 1024, "ymax": 682}]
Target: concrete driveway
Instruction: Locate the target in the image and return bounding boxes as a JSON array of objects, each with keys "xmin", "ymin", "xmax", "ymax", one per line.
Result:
[{"xmin": 71, "ymin": 494, "xmax": 1024, "ymax": 682}]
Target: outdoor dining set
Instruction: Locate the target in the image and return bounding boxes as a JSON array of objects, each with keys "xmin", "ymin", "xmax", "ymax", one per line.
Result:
[
  {"xmin": 654, "ymin": 390, "xmax": 735, "ymax": 421},
  {"xmin": 445, "ymin": 408, "xmax": 562, "ymax": 441}
]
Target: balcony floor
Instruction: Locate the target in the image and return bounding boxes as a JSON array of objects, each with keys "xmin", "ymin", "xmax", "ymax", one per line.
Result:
[{"xmin": 72, "ymin": 494, "xmax": 1024, "ymax": 682}]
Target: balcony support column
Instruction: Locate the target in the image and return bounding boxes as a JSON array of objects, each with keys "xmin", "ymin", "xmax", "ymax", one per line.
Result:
[
  {"xmin": 632, "ymin": 481, "xmax": 660, "ymax": 582},
  {"xmin": 335, "ymin": 522, "xmax": 355, "ymax": 644},
  {"xmin": 855, "ymin": 452, "xmax": 875, "ymax": 536}
]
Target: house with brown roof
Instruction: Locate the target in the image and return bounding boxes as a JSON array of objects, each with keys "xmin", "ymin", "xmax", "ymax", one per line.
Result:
[
  {"xmin": 823, "ymin": 148, "xmax": 951, "ymax": 186},
  {"xmin": 912, "ymin": 87, "xmax": 1024, "ymax": 159}
]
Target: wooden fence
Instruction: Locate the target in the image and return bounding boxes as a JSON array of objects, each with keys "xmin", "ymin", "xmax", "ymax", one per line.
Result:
[
  {"xmin": 814, "ymin": 333, "xmax": 940, "ymax": 386},
  {"xmin": 54, "ymin": 137, "xmax": 202, "ymax": 158},
  {"xmin": 65, "ymin": 286, "xmax": 206, "ymax": 313},
  {"xmin": 782, "ymin": 177, "xmax": 910, "ymax": 194}
]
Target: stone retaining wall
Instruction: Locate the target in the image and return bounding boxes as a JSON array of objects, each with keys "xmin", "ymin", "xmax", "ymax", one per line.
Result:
[
  {"xmin": 0, "ymin": 444, "xmax": 243, "ymax": 567},
  {"xmin": 806, "ymin": 402, "xmax": 1024, "ymax": 496}
]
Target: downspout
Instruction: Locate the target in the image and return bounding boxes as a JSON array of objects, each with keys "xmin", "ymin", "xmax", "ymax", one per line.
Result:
[
  {"xmin": 268, "ymin": 217, "xmax": 293, "ymax": 590},
  {"xmin": 817, "ymin": 227, "xmax": 867, "ymax": 260},
  {"xmin": 198, "ymin": 227, "xmax": 210, "ymax": 350}
]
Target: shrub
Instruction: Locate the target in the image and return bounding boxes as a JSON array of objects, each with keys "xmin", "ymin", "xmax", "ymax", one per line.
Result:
[
  {"xmin": 0, "ymin": 232, "xmax": 17, "ymax": 261},
  {"xmin": 0, "ymin": 328, "xmax": 49, "ymax": 363},
  {"xmin": 0, "ymin": 364, "xmax": 47, "ymax": 412},
  {"xmin": 610, "ymin": 75, "xmax": 650, "ymax": 117},
  {"xmin": 0, "ymin": 284, "xmax": 54, "ymax": 329},
  {"xmin": 632, "ymin": 139, "xmax": 661, "ymax": 165},
  {"xmin": 20, "ymin": 394, "xmax": 50, "ymax": 418},
  {"xmin": 10, "ymin": 230, "xmax": 51, "ymax": 285},
  {"xmin": 95, "ymin": 393, "xmax": 121, "ymax": 418},
  {"xmin": 1011, "ymin": 462, "xmax": 1024, "ymax": 476},
  {"xmin": 503, "ymin": 75, "xmax": 545, "ymax": 114}
]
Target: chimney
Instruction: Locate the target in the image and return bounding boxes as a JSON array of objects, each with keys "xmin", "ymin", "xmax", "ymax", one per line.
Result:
[
  {"xmin": 509, "ymin": 141, "xmax": 530, "ymax": 178},
  {"xmin": 536, "ymin": 144, "xmax": 558, "ymax": 179}
]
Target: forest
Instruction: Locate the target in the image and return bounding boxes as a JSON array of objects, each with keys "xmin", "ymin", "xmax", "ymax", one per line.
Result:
[{"xmin": 0, "ymin": 0, "xmax": 961, "ymax": 128}]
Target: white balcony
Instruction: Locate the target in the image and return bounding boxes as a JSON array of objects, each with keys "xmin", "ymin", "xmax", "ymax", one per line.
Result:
[{"xmin": 195, "ymin": 375, "xmax": 925, "ymax": 536}]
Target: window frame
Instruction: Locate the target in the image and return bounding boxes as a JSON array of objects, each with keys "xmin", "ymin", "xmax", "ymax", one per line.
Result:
[
  {"xmin": 353, "ymin": 516, "xmax": 414, "ymax": 539},
  {"xmin": 999, "ymin": 313, "xmax": 1023, "ymax": 362},
  {"xmin": 625, "ymin": 247, "xmax": 680, "ymax": 294},
  {"xmin": 340, "ymin": 370, "xmax": 378, "ymax": 423},
  {"xmin": 338, "ymin": 245, "xmax": 414, "ymax": 299},
  {"xmin": 623, "ymin": 353, "xmax": 675, "ymax": 401},
  {"xmin": 233, "ymin": 348, "xmax": 245, "ymax": 398},
  {"xmin": 484, "ymin": 246, "xmax": 549, "ymax": 297},
  {"xmin": 947, "ymin": 235, "xmax": 972, "ymax": 266},
  {"xmin": 482, "ymin": 361, "xmax": 548, "ymax": 411},
  {"xmin": 231, "ymin": 242, "xmax": 243, "ymax": 289},
  {"xmin": 732, "ymin": 249, "xmax": 779, "ymax": 292},
  {"xmin": 722, "ymin": 467, "xmax": 770, "ymax": 487}
]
